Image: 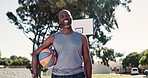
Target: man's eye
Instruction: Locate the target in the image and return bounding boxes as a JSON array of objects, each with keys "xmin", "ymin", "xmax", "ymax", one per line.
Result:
[
  {"xmin": 65, "ymin": 15, "xmax": 70, "ymax": 17},
  {"xmin": 60, "ymin": 16, "xmax": 64, "ymax": 18}
]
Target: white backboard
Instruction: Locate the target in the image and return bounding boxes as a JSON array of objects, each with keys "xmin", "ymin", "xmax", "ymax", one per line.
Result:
[{"xmin": 72, "ymin": 18, "xmax": 93, "ymax": 35}]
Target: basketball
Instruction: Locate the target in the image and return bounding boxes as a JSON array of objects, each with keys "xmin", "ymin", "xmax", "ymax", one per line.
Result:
[{"xmin": 38, "ymin": 48, "xmax": 58, "ymax": 67}]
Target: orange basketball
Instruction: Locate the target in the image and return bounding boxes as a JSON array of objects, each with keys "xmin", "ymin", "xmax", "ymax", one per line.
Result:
[{"xmin": 38, "ymin": 48, "xmax": 58, "ymax": 67}]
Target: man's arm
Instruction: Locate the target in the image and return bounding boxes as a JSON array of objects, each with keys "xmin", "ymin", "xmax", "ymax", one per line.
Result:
[
  {"xmin": 81, "ymin": 34, "xmax": 92, "ymax": 78},
  {"xmin": 32, "ymin": 35, "xmax": 55, "ymax": 78}
]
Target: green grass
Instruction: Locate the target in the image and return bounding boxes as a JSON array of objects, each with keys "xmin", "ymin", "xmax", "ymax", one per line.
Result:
[
  {"xmin": 42, "ymin": 74, "xmax": 148, "ymax": 78},
  {"xmin": 42, "ymin": 76, "xmax": 50, "ymax": 78},
  {"xmin": 42, "ymin": 74, "xmax": 131, "ymax": 78},
  {"xmin": 92, "ymin": 74, "xmax": 130, "ymax": 78}
]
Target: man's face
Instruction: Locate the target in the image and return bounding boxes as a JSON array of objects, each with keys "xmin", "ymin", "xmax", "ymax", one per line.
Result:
[{"xmin": 58, "ymin": 11, "xmax": 72, "ymax": 27}]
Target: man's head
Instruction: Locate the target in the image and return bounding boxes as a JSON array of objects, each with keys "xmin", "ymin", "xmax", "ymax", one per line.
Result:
[{"xmin": 58, "ymin": 10, "xmax": 73, "ymax": 28}]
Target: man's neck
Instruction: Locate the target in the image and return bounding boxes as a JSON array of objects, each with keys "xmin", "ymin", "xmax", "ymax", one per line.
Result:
[{"xmin": 61, "ymin": 26, "xmax": 74, "ymax": 35}]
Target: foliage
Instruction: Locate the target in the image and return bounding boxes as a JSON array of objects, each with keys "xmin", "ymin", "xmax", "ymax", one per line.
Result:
[
  {"xmin": 95, "ymin": 47, "xmax": 115, "ymax": 66},
  {"xmin": 139, "ymin": 56, "xmax": 148, "ymax": 66},
  {"xmin": 6, "ymin": 0, "xmax": 131, "ymax": 66},
  {"xmin": 6, "ymin": 0, "xmax": 60, "ymax": 52},
  {"xmin": 115, "ymin": 52, "xmax": 124, "ymax": 57},
  {"xmin": 41, "ymin": 67, "xmax": 49, "ymax": 72},
  {"xmin": 0, "ymin": 57, "xmax": 11, "ymax": 66},
  {"xmin": 10, "ymin": 55, "xmax": 17, "ymax": 60},
  {"xmin": 94, "ymin": 47, "xmax": 124, "ymax": 66},
  {"xmin": 139, "ymin": 49, "xmax": 148, "ymax": 66},
  {"xmin": 0, "ymin": 55, "xmax": 31, "ymax": 68},
  {"xmin": 122, "ymin": 49, "xmax": 148, "ymax": 68},
  {"xmin": 122, "ymin": 52, "xmax": 140, "ymax": 68}
]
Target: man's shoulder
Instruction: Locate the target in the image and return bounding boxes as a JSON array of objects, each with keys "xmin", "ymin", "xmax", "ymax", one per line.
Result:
[
  {"xmin": 54, "ymin": 31, "xmax": 61, "ymax": 35},
  {"xmin": 50, "ymin": 31, "xmax": 61, "ymax": 36},
  {"xmin": 49, "ymin": 31, "xmax": 62, "ymax": 40},
  {"xmin": 74, "ymin": 32, "xmax": 87, "ymax": 42},
  {"xmin": 77, "ymin": 32, "xmax": 86, "ymax": 38}
]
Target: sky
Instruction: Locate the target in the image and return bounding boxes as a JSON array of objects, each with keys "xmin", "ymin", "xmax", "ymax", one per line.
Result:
[
  {"xmin": 0, "ymin": 0, "xmax": 148, "ymax": 60},
  {"xmin": 105, "ymin": 0, "xmax": 148, "ymax": 55},
  {"xmin": 0, "ymin": 0, "xmax": 32, "ymax": 60}
]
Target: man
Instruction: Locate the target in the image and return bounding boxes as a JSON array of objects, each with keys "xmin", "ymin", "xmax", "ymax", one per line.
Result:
[{"xmin": 32, "ymin": 10, "xmax": 92, "ymax": 78}]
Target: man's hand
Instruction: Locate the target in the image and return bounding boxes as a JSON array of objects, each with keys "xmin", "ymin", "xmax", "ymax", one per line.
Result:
[{"xmin": 32, "ymin": 73, "xmax": 38, "ymax": 78}]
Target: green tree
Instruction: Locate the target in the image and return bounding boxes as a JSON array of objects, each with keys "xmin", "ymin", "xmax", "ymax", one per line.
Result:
[
  {"xmin": 0, "ymin": 55, "xmax": 31, "ymax": 68},
  {"xmin": 6, "ymin": 0, "xmax": 131, "ymax": 66},
  {"xmin": 139, "ymin": 49, "xmax": 148, "ymax": 66},
  {"xmin": 19, "ymin": 56, "xmax": 31, "ymax": 68},
  {"xmin": 0, "ymin": 57, "xmax": 11, "ymax": 66},
  {"xmin": 122, "ymin": 52, "xmax": 140, "ymax": 68},
  {"xmin": 95, "ymin": 47, "xmax": 123, "ymax": 66},
  {"xmin": 6, "ymin": 0, "xmax": 59, "ymax": 52},
  {"xmin": 115, "ymin": 52, "xmax": 124, "ymax": 57},
  {"xmin": 41, "ymin": 67, "xmax": 49, "ymax": 72},
  {"xmin": 10, "ymin": 55, "xmax": 18, "ymax": 60},
  {"xmin": 10, "ymin": 56, "xmax": 31, "ymax": 68}
]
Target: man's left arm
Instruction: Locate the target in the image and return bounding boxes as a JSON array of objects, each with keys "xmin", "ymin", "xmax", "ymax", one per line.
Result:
[{"xmin": 81, "ymin": 34, "xmax": 92, "ymax": 78}]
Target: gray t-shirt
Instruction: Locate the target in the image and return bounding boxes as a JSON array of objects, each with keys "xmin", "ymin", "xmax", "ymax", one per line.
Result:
[{"xmin": 52, "ymin": 32, "xmax": 83, "ymax": 75}]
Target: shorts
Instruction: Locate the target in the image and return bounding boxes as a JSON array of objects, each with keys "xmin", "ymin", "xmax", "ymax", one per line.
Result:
[{"xmin": 51, "ymin": 72, "xmax": 85, "ymax": 78}]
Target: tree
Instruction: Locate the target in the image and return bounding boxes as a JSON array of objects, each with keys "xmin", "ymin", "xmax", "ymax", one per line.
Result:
[
  {"xmin": 6, "ymin": 0, "xmax": 131, "ymax": 66},
  {"xmin": 0, "ymin": 55, "xmax": 31, "ymax": 68},
  {"xmin": 115, "ymin": 52, "xmax": 124, "ymax": 57},
  {"xmin": 0, "ymin": 57, "xmax": 11, "ymax": 66},
  {"xmin": 10, "ymin": 55, "xmax": 18, "ymax": 60},
  {"xmin": 122, "ymin": 52, "xmax": 140, "ymax": 68},
  {"xmin": 139, "ymin": 49, "xmax": 148, "ymax": 66},
  {"xmin": 10, "ymin": 56, "xmax": 31, "ymax": 68},
  {"xmin": 94, "ymin": 47, "xmax": 123, "ymax": 66},
  {"xmin": 6, "ymin": 0, "xmax": 60, "ymax": 53}
]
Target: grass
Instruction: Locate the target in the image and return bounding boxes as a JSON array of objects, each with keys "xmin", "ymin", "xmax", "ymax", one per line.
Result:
[
  {"xmin": 42, "ymin": 76, "xmax": 50, "ymax": 78},
  {"xmin": 42, "ymin": 74, "xmax": 148, "ymax": 78},
  {"xmin": 92, "ymin": 74, "xmax": 131, "ymax": 78}
]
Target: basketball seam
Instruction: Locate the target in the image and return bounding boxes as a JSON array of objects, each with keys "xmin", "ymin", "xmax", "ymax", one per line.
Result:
[{"xmin": 39, "ymin": 52, "xmax": 52, "ymax": 60}]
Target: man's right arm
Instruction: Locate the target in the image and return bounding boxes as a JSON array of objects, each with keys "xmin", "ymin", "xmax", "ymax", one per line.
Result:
[{"xmin": 32, "ymin": 35, "xmax": 55, "ymax": 78}]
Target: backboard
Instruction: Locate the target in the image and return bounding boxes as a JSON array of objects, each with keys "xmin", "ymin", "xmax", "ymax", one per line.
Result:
[{"xmin": 72, "ymin": 18, "xmax": 93, "ymax": 35}]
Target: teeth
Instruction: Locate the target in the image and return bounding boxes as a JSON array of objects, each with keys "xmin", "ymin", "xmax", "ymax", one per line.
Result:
[{"xmin": 64, "ymin": 20, "xmax": 68, "ymax": 23}]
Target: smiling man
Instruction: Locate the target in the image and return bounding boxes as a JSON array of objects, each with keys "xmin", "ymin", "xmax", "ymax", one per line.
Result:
[{"xmin": 32, "ymin": 10, "xmax": 92, "ymax": 78}]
